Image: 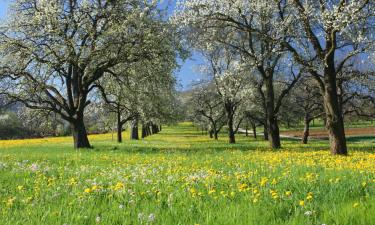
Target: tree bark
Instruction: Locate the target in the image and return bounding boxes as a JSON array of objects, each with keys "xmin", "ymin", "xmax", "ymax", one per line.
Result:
[
  {"xmin": 263, "ymin": 123, "xmax": 269, "ymax": 140},
  {"xmin": 268, "ymin": 115, "xmax": 281, "ymax": 148},
  {"xmin": 252, "ymin": 123, "xmax": 257, "ymax": 139},
  {"xmin": 302, "ymin": 117, "xmax": 310, "ymax": 144},
  {"xmin": 228, "ymin": 117, "xmax": 235, "ymax": 144},
  {"xmin": 71, "ymin": 118, "xmax": 91, "ymax": 149},
  {"xmin": 130, "ymin": 118, "xmax": 139, "ymax": 140},
  {"xmin": 209, "ymin": 130, "xmax": 213, "ymax": 138},
  {"xmin": 141, "ymin": 124, "xmax": 147, "ymax": 139},
  {"xmin": 265, "ymin": 76, "xmax": 281, "ymax": 148},
  {"xmin": 321, "ymin": 44, "xmax": 348, "ymax": 155},
  {"xmin": 214, "ymin": 131, "xmax": 218, "ymax": 140},
  {"xmin": 245, "ymin": 127, "xmax": 248, "ymax": 137},
  {"xmin": 225, "ymin": 102, "xmax": 236, "ymax": 144},
  {"xmin": 117, "ymin": 107, "xmax": 122, "ymax": 143},
  {"xmin": 323, "ymin": 78, "xmax": 347, "ymax": 155}
]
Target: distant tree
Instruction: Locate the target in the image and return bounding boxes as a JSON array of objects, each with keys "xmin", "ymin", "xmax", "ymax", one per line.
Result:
[
  {"xmin": 291, "ymin": 78, "xmax": 324, "ymax": 144},
  {"xmin": 174, "ymin": 0, "xmax": 302, "ymax": 148},
  {"xmin": 189, "ymin": 83, "xmax": 226, "ymax": 140}
]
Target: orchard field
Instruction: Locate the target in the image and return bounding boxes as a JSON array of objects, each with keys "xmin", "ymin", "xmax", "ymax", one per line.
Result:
[{"xmin": 0, "ymin": 123, "xmax": 374, "ymax": 225}]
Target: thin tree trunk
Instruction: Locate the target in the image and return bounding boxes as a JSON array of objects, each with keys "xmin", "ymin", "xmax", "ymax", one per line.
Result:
[
  {"xmin": 263, "ymin": 123, "xmax": 269, "ymax": 140},
  {"xmin": 141, "ymin": 124, "xmax": 147, "ymax": 138},
  {"xmin": 252, "ymin": 123, "xmax": 257, "ymax": 139},
  {"xmin": 117, "ymin": 107, "xmax": 122, "ymax": 143},
  {"xmin": 245, "ymin": 127, "xmax": 248, "ymax": 137},
  {"xmin": 130, "ymin": 118, "xmax": 139, "ymax": 140},
  {"xmin": 209, "ymin": 130, "xmax": 213, "ymax": 138},
  {"xmin": 302, "ymin": 117, "xmax": 310, "ymax": 144},
  {"xmin": 71, "ymin": 118, "xmax": 91, "ymax": 149},
  {"xmin": 228, "ymin": 117, "xmax": 235, "ymax": 144}
]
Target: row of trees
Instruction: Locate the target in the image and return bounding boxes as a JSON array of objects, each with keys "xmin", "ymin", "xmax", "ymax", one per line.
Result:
[
  {"xmin": 0, "ymin": 0, "xmax": 186, "ymax": 148},
  {"xmin": 174, "ymin": 0, "xmax": 375, "ymax": 155}
]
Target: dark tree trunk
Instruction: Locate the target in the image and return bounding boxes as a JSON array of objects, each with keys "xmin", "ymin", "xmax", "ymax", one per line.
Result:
[
  {"xmin": 228, "ymin": 117, "xmax": 235, "ymax": 144},
  {"xmin": 320, "ymin": 44, "xmax": 347, "ymax": 155},
  {"xmin": 268, "ymin": 116, "xmax": 281, "ymax": 149},
  {"xmin": 130, "ymin": 118, "xmax": 139, "ymax": 140},
  {"xmin": 225, "ymin": 102, "xmax": 236, "ymax": 144},
  {"xmin": 302, "ymin": 116, "xmax": 310, "ymax": 144},
  {"xmin": 323, "ymin": 75, "xmax": 347, "ymax": 155},
  {"xmin": 252, "ymin": 123, "xmax": 257, "ymax": 139},
  {"xmin": 159, "ymin": 125, "xmax": 162, "ymax": 131},
  {"xmin": 214, "ymin": 131, "xmax": 218, "ymax": 140},
  {"xmin": 265, "ymin": 76, "xmax": 281, "ymax": 149},
  {"xmin": 142, "ymin": 124, "xmax": 147, "ymax": 138},
  {"xmin": 263, "ymin": 123, "xmax": 269, "ymax": 140},
  {"xmin": 116, "ymin": 108, "xmax": 122, "ymax": 143},
  {"xmin": 209, "ymin": 130, "xmax": 213, "ymax": 138},
  {"xmin": 245, "ymin": 127, "xmax": 248, "ymax": 137},
  {"xmin": 71, "ymin": 118, "xmax": 91, "ymax": 149}
]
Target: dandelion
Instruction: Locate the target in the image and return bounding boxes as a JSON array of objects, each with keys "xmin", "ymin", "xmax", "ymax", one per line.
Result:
[
  {"xmin": 95, "ymin": 216, "xmax": 101, "ymax": 223},
  {"xmin": 285, "ymin": 191, "xmax": 292, "ymax": 196},
  {"xmin": 84, "ymin": 188, "xmax": 92, "ymax": 193},
  {"xmin": 299, "ymin": 200, "xmax": 305, "ymax": 206},
  {"xmin": 119, "ymin": 204, "xmax": 124, "ymax": 209},
  {"xmin": 114, "ymin": 182, "xmax": 125, "ymax": 191},
  {"xmin": 17, "ymin": 185, "xmax": 24, "ymax": 191},
  {"xmin": 353, "ymin": 202, "xmax": 359, "ymax": 208}
]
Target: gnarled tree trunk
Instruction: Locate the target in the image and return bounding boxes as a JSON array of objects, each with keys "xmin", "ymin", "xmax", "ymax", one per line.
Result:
[
  {"xmin": 71, "ymin": 117, "xmax": 91, "ymax": 149},
  {"xmin": 265, "ymin": 76, "xmax": 281, "ymax": 149},
  {"xmin": 323, "ymin": 74, "xmax": 347, "ymax": 155}
]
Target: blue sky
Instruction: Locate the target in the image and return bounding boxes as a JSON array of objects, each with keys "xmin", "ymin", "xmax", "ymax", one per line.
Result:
[{"xmin": 0, "ymin": 0, "xmax": 203, "ymax": 90}]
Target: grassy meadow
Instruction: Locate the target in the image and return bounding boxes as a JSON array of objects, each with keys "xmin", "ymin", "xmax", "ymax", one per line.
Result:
[{"xmin": 0, "ymin": 123, "xmax": 374, "ymax": 225}]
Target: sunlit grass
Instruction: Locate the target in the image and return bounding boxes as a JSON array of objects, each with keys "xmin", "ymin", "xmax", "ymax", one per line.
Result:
[{"xmin": 0, "ymin": 123, "xmax": 374, "ymax": 225}]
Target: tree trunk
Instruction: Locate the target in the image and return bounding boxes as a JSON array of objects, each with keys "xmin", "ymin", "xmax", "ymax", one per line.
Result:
[
  {"xmin": 228, "ymin": 117, "xmax": 235, "ymax": 144},
  {"xmin": 130, "ymin": 118, "xmax": 139, "ymax": 140},
  {"xmin": 268, "ymin": 116, "xmax": 281, "ymax": 149},
  {"xmin": 252, "ymin": 123, "xmax": 257, "ymax": 139},
  {"xmin": 302, "ymin": 116, "xmax": 310, "ymax": 144},
  {"xmin": 209, "ymin": 130, "xmax": 213, "ymax": 138},
  {"xmin": 141, "ymin": 124, "xmax": 147, "ymax": 139},
  {"xmin": 116, "ymin": 108, "xmax": 122, "ymax": 143},
  {"xmin": 265, "ymin": 76, "xmax": 281, "ymax": 149},
  {"xmin": 263, "ymin": 123, "xmax": 269, "ymax": 140},
  {"xmin": 117, "ymin": 123, "xmax": 123, "ymax": 143},
  {"xmin": 225, "ymin": 102, "xmax": 236, "ymax": 144},
  {"xmin": 71, "ymin": 118, "xmax": 91, "ymax": 149},
  {"xmin": 159, "ymin": 125, "xmax": 162, "ymax": 131},
  {"xmin": 245, "ymin": 127, "xmax": 248, "ymax": 137},
  {"xmin": 214, "ymin": 131, "xmax": 218, "ymax": 140},
  {"xmin": 323, "ymin": 79, "xmax": 347, "ymax": 155}
]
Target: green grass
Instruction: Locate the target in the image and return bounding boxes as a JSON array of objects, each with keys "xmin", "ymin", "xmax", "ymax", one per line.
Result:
[{"xmin": 0, "ymin": 123, "xmax": 374, "ymax": 225}]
